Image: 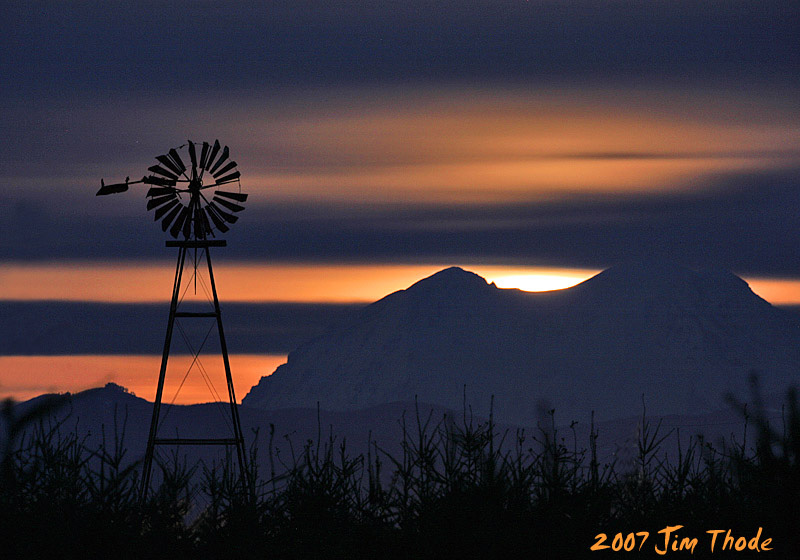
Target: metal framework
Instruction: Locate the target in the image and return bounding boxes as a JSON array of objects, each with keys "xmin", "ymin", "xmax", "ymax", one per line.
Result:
[
  {"xmin": 96, "ymin": 140, "xmax": 250, "ymax": 503},
  {"xmin": 139, "ymin": 239, "xmax": 249, "ymax": 502}
]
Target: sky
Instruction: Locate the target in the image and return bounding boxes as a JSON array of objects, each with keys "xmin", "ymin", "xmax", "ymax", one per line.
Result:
[{"xmin": 2, "ymin": 1, "xmax": 799, "ymax": 402}]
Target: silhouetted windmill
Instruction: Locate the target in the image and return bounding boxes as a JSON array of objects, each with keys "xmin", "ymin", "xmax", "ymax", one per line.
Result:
[{"xmin": 97, "ymin": 140, "xmax": 249, "ymax": 501}]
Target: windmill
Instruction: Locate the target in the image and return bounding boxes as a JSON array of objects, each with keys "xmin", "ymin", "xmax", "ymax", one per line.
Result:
[{"xmin": 97, "ymin": 140, "xmax": 250, "ymax": 500}]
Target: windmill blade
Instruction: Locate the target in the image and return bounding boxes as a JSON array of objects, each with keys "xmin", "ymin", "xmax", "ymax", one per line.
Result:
[
  {"xmin": 205, "ymin": 205, "xmax": 230, "ymax": 233},
  {"xmin": 212, "ymin": 196, "xmax": 245, "ymax": 213},
  {"xmin": 198, "ymin": 207, "xmax": 214, "ymax": 236},
  {"xmin": 170, "ymin": 206, "xmax": 190, "ymax": 238},
  {"xmin": 146, "ymin": 193, "xmax": 177, "ymax": 210},
  {"xmin": 182, "ymin": 208, "xmax": 192, "ymax": 238},
  {"xmin": 212, "ymin": 160, "xmax": 237, "ymax": 179},
  {"xmin": 147, "ymin": 165, "xmax": 179, "ymax": 180},
  {"xmin": 156, "ymin": 154, "xmax": 182, "ymax": 176},
  {"xmin": 161, "ymin": 204, "xmax": 183, "ymax": 232},
  {"xmin": 142, "ymin": 175, "xmax": 177, "ymax": 187},
  {"xmin": 217, "ymin": 171, "xmax": 241, "ymax": 187},
  {"xmin": 208, "ymin": 145, "xmax": 229, "ymax": 175},
  {"xmin": 188, "ymin": 141, "xmax": 198, "ymax": 172},
  {"xmin": 153, "ymin": 199, "xmax": 180, "ymax": 221},
  {"xmin": 214, "ymin": 171, "xmax": 241, "ymax": 186},
  {"xmin": 199, "ymin": 141, "xmax": 210, "ymax": 170},
  {"xmin": 203, "ymin": 140, "xmax": 221, "ymax": 171},
  {"xmin": 146, "ymin": 186, "xmax": 177, "ymax": 197},
  {"xmin": 214, "ymin": 190, "xmax": 248, "ymax": 203},
  {"xmin": 207, "ymin": 201, "xmax": 238, "ymax": 223},
  {"xmin": 96, "ymin": 181, "xmax": 128, "ymax": 196},
  {"xmin": 168, "ymin": 148, "xmax": 186, "ymax": 174}
]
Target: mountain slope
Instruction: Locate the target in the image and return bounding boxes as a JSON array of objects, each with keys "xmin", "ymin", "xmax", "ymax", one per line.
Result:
[{"xmin": 243, "ymin": 263, "xmax": 800, "ymax": 424}]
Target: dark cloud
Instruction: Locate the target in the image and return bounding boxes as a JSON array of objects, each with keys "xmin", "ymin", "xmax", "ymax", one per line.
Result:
[
  {"xmin": 3, "ymin": 167, "xmax": 800, "ymax": 277},
  {"xmin": 2, "ymin": 1, "xmax": 797, "ymax": 99},
  {"xmin": 0, "ymin": 301, "xmax": 360, "ymax": 355}
]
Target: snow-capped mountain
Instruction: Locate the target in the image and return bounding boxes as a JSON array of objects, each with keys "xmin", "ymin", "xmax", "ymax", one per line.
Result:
[{"xmin": 243, "ymin": 263, "xmax": 800, "ymax": 424}]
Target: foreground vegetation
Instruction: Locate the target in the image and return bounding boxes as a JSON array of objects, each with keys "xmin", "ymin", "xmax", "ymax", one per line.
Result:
[{"xmin": 1, "ymin": 381, "xmax": 798, "ymax": 559}]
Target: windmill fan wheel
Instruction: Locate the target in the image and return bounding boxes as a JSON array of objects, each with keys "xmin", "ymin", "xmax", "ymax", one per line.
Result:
[{"xmin": 143, "ymin": 140, "xmax": 247, "ymax": 239}]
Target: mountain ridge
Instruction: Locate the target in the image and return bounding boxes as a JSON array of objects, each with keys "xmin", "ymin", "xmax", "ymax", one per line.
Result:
[{"xmin": 243, "ymin": 262, "xmax": 800, "ymax": 424}]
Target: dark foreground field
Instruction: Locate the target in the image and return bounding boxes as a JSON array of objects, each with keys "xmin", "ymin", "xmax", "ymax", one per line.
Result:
[{"xmin": 1, "ymin": 383, "xmax": 798, "ymax": 559}]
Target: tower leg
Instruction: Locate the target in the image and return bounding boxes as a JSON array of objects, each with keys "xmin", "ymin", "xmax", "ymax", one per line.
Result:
[
  {"xmin": 205, "ymin": 247, "xmax": 250, "ymax": 493},
  {"xmin": 140, "ymin": 245, "xmax": 187, "ymax": 503}
]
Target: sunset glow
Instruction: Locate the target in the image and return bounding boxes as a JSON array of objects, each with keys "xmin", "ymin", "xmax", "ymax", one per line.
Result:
[
  {"xmin": 491, "ymin": 270, "xmax": 598, "ymax": 292},
  {"xmin": 743, "ymin": 278, "xmax": 800, "ymax": 306},
  {"xmin": 0, "ymin": 262, "xmax": 598, "ymax": 303},
  {"xmin": 237, "ymin": 89, "xmax": 798, "ymax": 203},
  {"xmin": 3, "ymin": 262, "xmax": 799, "ymax": 305},
  {"xmin": 0, "ymin": 355, "xmax": 286, "ymax": 404},
  {"xmin": 16, "ymin": 88, "xmax": 800, "ymax": 209}
]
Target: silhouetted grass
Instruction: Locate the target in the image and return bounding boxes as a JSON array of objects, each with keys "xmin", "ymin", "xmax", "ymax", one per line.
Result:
[{"xmin": 1, "ymin": 382, "xmax": 798, "ymax": 559}]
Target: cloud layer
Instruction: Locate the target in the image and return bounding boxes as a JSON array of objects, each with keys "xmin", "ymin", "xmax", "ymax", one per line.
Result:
[{"xmin": 3, "ymin": 1, "xmax": 797, "ymax": 98}]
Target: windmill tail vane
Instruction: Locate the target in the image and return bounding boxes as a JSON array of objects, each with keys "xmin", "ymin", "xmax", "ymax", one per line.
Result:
[{"xmin": 96, "ymin": 139, "xmax": 248, "ymax": 240}]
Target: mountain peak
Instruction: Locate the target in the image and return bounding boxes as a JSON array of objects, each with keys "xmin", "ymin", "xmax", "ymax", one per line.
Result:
[
  {"xmin": 576, "ymin": 260, "xmax": 759, "ymax": 305},
  {"xmin": 406, "ymin": 267, "xmax": 491, "ymax": 294},
  {"xmin": 71, "ymin": 382, "xmax": 141, "ymax": 404}
]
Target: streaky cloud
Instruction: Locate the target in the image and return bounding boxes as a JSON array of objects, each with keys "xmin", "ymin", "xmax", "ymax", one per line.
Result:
[{"xmin": 3, "ymin": 167, "xmax": 800, "ymax": 277}]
